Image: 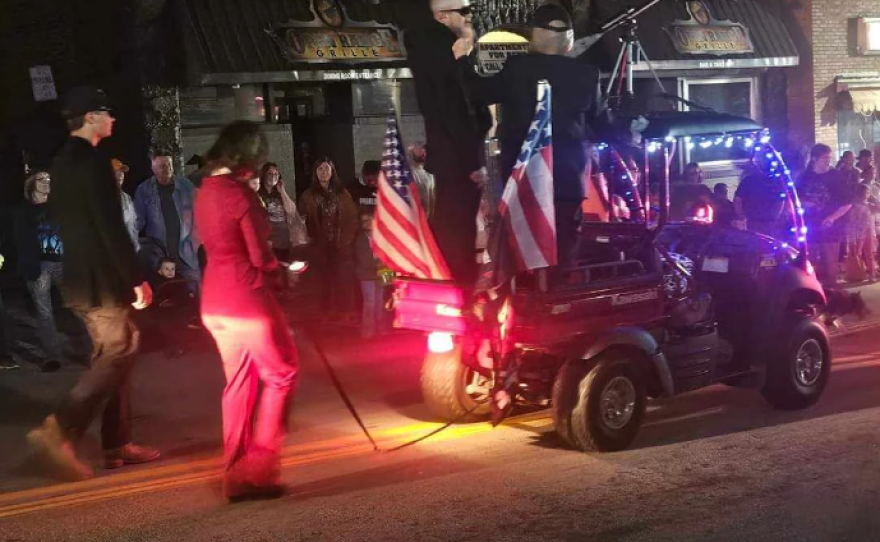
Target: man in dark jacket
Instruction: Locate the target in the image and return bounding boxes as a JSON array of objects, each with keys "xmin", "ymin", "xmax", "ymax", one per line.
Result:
[
  {"xmin": 460, "ymin": 4, "xmax": 616, "ymax": 265},
  {"xmin": 405, "ymin": 0, "xmax": 492, "ymax": 283},
  {"xmin": 27, "ymin": 86, "xmax": 159, "ymax": 480}
]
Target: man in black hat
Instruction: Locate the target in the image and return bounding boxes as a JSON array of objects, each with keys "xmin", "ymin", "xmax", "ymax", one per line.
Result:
[
  {"xmin": 405, "ymin": 0, "xmax": 493, "ymax": 283},
  {"xmin": 27, "ymin": 86, "xmax": 160, "ymax": 480},
  {"xmin": 458, "ymin": 4, "xmax": 617, "ymax": 265}
]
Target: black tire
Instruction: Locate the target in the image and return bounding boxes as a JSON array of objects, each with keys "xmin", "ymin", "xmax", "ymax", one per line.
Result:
[
  {"xmin": 761, "ymin": 316, "xmax": 830, "ymax": 410},
  {"xmin": 552, "ymin": 354, "xmax": 647, "ymax": 452},
  {"xmin": 420, "ymin": 346, "xmax": 492, "ymax": 422}
]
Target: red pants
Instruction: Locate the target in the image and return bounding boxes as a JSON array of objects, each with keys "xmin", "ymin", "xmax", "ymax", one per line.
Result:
[{"xmin": 202, "ymin": 289, "xmax": 298, "ymax": 474}]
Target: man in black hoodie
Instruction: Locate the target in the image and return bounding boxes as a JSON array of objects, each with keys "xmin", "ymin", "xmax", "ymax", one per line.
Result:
[
  {"xmin": 405, "ymin": 0, "xmax": 492, "ymax": 283},
  {"xmin": 26, "ymin": 86, "xmax": 159, "ymax": 480}
]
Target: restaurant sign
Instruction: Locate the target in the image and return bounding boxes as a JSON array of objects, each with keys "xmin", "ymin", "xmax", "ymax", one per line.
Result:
[
  {"xmin": 663, "ymin": 1, "xmax": 754, "ymax": 56},
  {"xmin": 266, "ymin": 0, "xmax": 405, "ymax": 64}
]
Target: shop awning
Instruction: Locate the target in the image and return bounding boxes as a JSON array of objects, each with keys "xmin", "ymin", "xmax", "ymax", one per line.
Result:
[
  {"xmin": 176, "ymin": 0, "xmax": 410, "ymax": 85},
  {"xmin": 849, "ymin": 89, "xmax": 880, "ymax": 114},
  {"xmin": 583, "ymin": 0, "xmax": 799, "ymax": 72}
]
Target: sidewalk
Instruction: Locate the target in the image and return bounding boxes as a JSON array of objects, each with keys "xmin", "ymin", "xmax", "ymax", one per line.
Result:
[{"xmin": 827, "ymin": 279, "xmax": 880, "ymax": 337}]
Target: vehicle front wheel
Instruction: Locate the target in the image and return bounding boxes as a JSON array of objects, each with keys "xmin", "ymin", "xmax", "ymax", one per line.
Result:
[
  {"xmin": 761, "ymin": 316, "xmax": 830, "ymax": 410},
  {"xmin": 552, "ymin": 354, "xmax": 647, "ymax": 452},
  {"xmin": 421, "ymin": 345, "xmax": 492, "ymax": 423}
]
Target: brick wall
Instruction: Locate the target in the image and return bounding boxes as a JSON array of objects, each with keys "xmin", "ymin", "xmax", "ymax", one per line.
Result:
[{"xmin": 808, "ymin": 0, "xmax": 880, "ymax": 154}]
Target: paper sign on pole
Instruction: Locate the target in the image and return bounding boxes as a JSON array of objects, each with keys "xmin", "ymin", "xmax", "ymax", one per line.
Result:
[{"xmin": 29, "ymin": 66, "xmax": 58, "ymax": 102}]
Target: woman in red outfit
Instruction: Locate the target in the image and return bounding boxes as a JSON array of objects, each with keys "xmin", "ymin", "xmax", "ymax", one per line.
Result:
[{"xmin": 196, "ymin": 121, "xmax": 299, "ymax": 501}]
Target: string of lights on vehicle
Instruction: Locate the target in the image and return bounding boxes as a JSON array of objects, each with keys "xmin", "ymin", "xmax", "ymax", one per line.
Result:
[{"xmin": 600, "ymin": 130, "xmax": 810, "ymax": 249}]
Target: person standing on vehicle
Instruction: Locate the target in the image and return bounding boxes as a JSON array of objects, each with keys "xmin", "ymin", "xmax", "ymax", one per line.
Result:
[
  {"xmin": 405, "ymin": 0, "xmax": 492, "ymax": 283},
  {"xmin": 457, "ymin": 3, "xmax": 616, "ymax": 265},
  {"xmin": 798, "ymin": 143, "xmax": 853, "ymax": 287},
  {"xmin": 27, "ymin": 86, "xmax": 158, "ymax": 480},
  {"xmin": 197, "ymin": 121, "xmax": 299, "ymax": 501}
]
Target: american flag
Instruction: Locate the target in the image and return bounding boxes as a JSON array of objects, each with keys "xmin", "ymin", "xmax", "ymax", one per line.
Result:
[
  {"xmin": 478, "ymin": 80, "xmax": 556, "ymax": 290},
  {"xmin": 372, "ymin": 108, "xmax": 451, "ymax": 280}
]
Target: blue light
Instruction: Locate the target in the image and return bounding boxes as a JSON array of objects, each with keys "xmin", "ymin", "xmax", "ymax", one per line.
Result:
[
  {"xmin": 724, "ymin": 138, "xmax": 734, "ymax": 148},
  {"xmin": 800, "ymin": 226, "xmax": 808, "ymax": 234},
  {"xmin": 797, "ymin": 208, "xmax": 806, "ymax": 216},
  {"xmin": 665, "ymin": 136, "xmax": 675, "ymax": 143},
  {"xmin": 744, "ymin": 138, "xmax": 755, "ymax": 148},
  {"xmin": 771, "ymin": 161, "xmax": 779, "ymax": 168},
  {"xmin": 765, "ymin": 153, "xmax": 774, "ymax": 160},
  {"xmin": 687, "ymin": 142, "xmax": 695, "ymax": 150},
  {"xmin": 798, "ymin": 236, "xmax": 807, "ymax": 243},
  {"xmin": 779, "ymin": 192, "xmax": 786, "ymax": 198},
  {"xmin": 787, "ymin": 182, "xmax": 795, "ymax": 187},
  {"xmin": 760, "ymin": 134, "xmax": 771, "ymax": 143},
  {"xmin": 684, "ymin": 136, "xmax": 692, "ymax": 142}
]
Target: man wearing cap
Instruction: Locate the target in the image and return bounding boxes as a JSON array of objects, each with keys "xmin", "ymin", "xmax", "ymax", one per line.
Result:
[
  {"xmin": 112, "ymin": 158, "xmax": 139, "ymax": 251},
  {"xmin": 404, "ymin": 0, "xmax": 493, "ymax": 283},
  {"xmin": 27, "ymin": 86, "xmax": 159, "ymax": 480},
  {"xmin": 458, "ymin": 3, "xmax": 617, "ymax": 266}
]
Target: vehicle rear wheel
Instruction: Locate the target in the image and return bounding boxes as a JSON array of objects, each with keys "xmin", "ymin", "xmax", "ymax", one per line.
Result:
[
  {"xmin": 421, "ymin": 345, "xmax": 492, "ymax": 423},
  {"xmin": 552, "ymin": 354, "xmax": 647, "ymax": 452},
  {"xmin": 761, "ymin": 316, "xmax": 830, "ymax": 410}
]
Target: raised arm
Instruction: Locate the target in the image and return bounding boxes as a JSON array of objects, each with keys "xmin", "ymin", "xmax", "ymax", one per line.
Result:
[{"xmin": 238, "ymin": 195, "xmax": 278, "ymax": 273}]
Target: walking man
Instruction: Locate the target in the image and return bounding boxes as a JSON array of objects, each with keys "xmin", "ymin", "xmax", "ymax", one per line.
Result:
[{"xmin": 27, "ymin": 86, "xmax": 159, "ymax": 480}]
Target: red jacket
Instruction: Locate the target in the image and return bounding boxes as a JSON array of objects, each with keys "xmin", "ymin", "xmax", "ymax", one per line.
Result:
[{"xmin": 196, "ymin": 173, "xmax": 278, "ymax": 307}]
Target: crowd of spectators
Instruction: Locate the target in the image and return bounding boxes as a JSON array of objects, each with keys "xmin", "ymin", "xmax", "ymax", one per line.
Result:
[{"xmin": 672, "ymin": 145, "xmax": 878, "ymax": 287}]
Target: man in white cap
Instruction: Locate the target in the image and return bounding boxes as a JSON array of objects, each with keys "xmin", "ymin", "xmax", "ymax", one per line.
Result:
[{"xmin": 458, "ymin": 3, "xmax": 618, "ymax": 265}]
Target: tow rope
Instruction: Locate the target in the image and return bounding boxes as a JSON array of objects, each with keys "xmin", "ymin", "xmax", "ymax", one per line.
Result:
[{"xmin": 301, "ymin": 326, "xmax": 482, "ymax": 454}]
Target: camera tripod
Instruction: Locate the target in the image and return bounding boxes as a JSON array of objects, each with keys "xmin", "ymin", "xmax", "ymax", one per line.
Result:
[{"xmin": 590, "ymin": 0, "xmax": 665, "ymax": 111}]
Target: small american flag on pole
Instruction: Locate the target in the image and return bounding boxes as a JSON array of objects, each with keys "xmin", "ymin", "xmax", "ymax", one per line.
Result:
[
  {"xmin": 479, "ymin": 80, "xmax": 556, "ymax": 290},
  {"xmin": 372, "ymin": 108, "xmax": 451, "ymax": 280}
]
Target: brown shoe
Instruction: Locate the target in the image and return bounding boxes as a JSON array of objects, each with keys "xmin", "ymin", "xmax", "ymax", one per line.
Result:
[
  {"xmin": 27, "ymin": 415, "xmax": 93, "ymax": 481},
  {"xmin": 104, "ymin": 443, "xmax": 161, "ymax": 469}
]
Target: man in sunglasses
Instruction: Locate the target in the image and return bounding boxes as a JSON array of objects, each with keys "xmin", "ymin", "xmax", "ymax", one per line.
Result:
[
  {"xmin": 27, "ymin": 86, "xmax": 159, "ymax": 480},
  {"xmin": 457, "ymin": 4, "xmax": 618, "ymax": 266},
  {"xmin": 404, "ymin": 0, "xmax": 492, "ymax": 284}
]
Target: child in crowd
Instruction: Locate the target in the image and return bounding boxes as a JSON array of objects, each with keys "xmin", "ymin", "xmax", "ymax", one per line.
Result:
[
  {"xmin": 354, "ymin": 212, "xmax": 386, "ymax": 339},
  {"xmin": 152, "ymin": 258, "xmax": 192, "ymax": 307},
  {"xmin": 845, "ymin": 183, "xmax": 877, "ymax": 282}
]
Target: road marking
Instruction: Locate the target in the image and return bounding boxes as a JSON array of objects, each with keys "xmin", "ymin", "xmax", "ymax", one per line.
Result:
[
  {"xmin": 4, "ymin": 353, "xmax": 878, "ymax": 520},
  {"xmin": 0, "ymin": 414, "xmax": 539, "ymax": 519}
]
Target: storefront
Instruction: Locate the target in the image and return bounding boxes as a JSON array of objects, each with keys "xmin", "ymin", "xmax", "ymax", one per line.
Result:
[
  {"xmin": 582, "ymin": 0, "xmax": 800, "ymax": 187},
  {"xmin": 168, "ymin": 0, "xmax": 423, "ymax": 193}
]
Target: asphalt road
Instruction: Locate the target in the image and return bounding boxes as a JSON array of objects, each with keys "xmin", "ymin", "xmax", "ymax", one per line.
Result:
[{"xmin": 3, "ymin": 326, "xmax": 880, "ymax": 541}]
